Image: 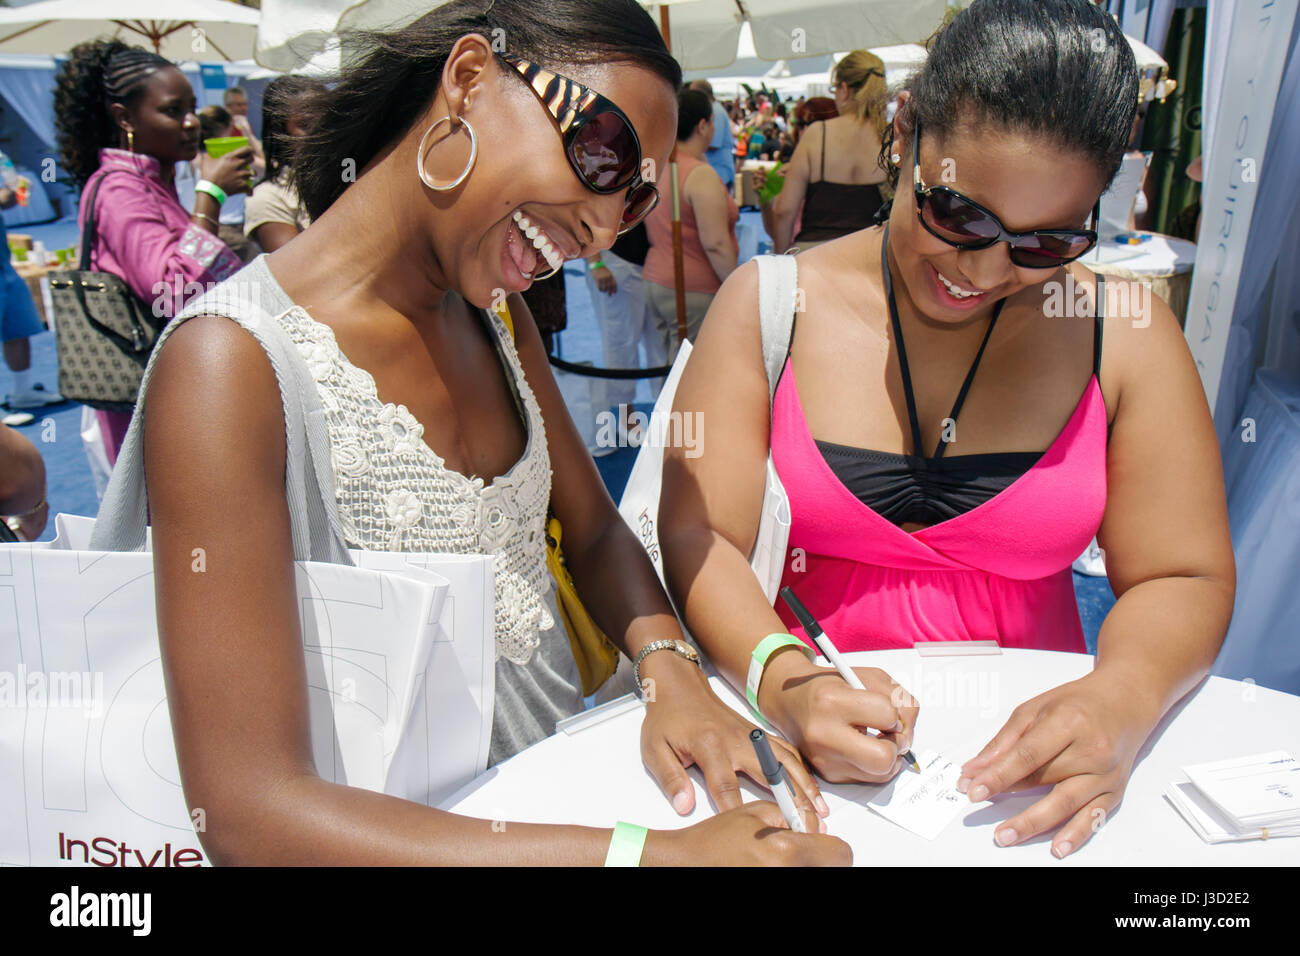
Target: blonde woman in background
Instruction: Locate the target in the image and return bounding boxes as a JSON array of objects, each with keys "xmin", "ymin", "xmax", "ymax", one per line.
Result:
[{"xmin": 756, "ymin": 50, "xmax": 890, "ymax": 253}]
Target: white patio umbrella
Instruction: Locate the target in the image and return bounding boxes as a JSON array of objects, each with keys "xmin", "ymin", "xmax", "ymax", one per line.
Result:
[
  {"xmin": 644, "ymin": 0, "xmax": 951, "ymax": 72},
  {"xmin": 0, "ymin": 0, "xmax": 259, "ymax": 62},
  {"xmin": 701, "ymin": 40, "xmax": 929, "ymax": 101}
]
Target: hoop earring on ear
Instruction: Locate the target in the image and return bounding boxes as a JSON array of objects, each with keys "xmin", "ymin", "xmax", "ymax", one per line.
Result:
[
  {"xmin": 416, "ymin": 114, "xmax": 477, "ymax": 192},
  {"xmin": 532, "ymin": 261, "xmax": 562, "ymax": 282}
]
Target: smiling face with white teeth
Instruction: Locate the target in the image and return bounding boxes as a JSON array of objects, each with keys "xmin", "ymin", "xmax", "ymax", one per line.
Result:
[
  {"xmin": 886, "ymin": 106, "xmax": 1109, "ymax": 328},
  {"xmin": 408, "ymin": 40, "xmax": 676, "ymax": 309}
]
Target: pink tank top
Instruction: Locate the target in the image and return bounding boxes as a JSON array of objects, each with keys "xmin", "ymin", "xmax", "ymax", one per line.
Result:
[
  {"xmin": 643, "ymin": 152, "xmax": 739, "ymax": 294},
  {"xmin": 769, "ymin": 335, "xmax": 1107, "ymax": 654}
]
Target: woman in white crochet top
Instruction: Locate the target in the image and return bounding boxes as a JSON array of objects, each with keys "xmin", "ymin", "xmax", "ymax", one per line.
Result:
[{"xmin": 131, "ymin": 0, "xmax": 849, "ymax": 865}]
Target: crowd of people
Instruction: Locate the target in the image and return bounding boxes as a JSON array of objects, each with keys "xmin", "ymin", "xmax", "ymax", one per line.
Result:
[
  {"xmin": 591, "ymin": 60, "xmax": 897, "ymax": 395},
  {"xmin": 0, "ymin": 0, "xmax": 1234, "ymax": 867}
]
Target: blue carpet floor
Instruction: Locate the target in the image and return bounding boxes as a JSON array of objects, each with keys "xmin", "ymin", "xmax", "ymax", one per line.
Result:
[{"xmin": 8, "ymin": 208, "xmax": 1116, "ymax": 651}]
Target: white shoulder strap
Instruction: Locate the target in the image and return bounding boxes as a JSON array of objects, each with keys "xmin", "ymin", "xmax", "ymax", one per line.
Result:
[
  {"xmin": 755, "ymin": 254, "xmax": 798, "ymax": 404},
  {"xmin": 91, "ymin": 275, "xmax": 352, "ymax": 565}
]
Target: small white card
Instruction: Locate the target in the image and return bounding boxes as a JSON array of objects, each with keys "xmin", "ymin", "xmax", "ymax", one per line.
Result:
[
  {"xmin": 914, "ymin": 640, "xmax": 1002, "ymax": 657},
  {"xmin": 1183, "ymin": 751, "xmax": 1300, "ymax": 828},
  {"xmin": 867, "ymin": 750, "xmax": 976, "ymax": 840},
  {"xmin": 1165, "ymin": 782, "xmax": 1300, "ymax": 843}
]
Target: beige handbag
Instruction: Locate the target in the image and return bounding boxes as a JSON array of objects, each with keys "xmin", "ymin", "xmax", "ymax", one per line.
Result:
[{"xmin": 49, "ymin": 172, "xmax": 165, "ymax": 412}]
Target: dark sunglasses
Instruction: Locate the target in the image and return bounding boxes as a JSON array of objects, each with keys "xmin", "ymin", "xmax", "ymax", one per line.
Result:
[
  {"xmin": 497, "ymin": 52, "xmax": 658, "ymax": 235},
  {"xmin": 912, "ymin": 120, "xmax": 1098, "ymax": 268}
]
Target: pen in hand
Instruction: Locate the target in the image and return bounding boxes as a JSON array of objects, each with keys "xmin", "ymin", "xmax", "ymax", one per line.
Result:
[
  {"xmin": 779, "ymin": 586, "xmax": 921, "ymax": 773},
  {"xmin": 749, "ymin": 728, "xmax": 807, "ymax": 833}
]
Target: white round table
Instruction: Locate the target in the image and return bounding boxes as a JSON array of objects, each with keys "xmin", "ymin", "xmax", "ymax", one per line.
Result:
[
  {"xmin": 441, "ymin": 649, "xmax": 1300, "ymax": 865},
  {"xmin": 1080, "ymin": 233, "xmax": 1198, "ymax": 325}
]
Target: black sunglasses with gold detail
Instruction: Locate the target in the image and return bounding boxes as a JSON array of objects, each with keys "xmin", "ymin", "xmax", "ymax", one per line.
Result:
[
  {"xmin": 497, "ymin": 51, "xmax": 659, "ymax": 235},
  {"xmin": 912, "ymin": 119, "xmax": 1099, "ymax": 269}
]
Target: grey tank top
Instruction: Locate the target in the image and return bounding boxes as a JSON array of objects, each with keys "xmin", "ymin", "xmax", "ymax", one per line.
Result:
[{"xmin": 89, "ymin": 255, "xmax": 583, "ymax": 764}]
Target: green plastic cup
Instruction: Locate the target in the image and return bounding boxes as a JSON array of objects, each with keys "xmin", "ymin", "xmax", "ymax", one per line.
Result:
[{"xmin": 204, "ymin": 136, "xmax": 248, "ymax": 158}]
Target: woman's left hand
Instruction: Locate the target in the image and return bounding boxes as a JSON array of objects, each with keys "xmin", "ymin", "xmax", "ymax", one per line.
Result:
[
  {"xmin": 955, "ymin": 670, "xmax": 1159, "ymax": 859},
  {"xmin": 638, "ymin": 650, "xmax": 829, "ymax": 827}
]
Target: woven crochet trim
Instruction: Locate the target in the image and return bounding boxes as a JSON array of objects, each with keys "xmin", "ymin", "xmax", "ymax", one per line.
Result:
[{"xmin": 280, "ymin": 306, "xmax": 555, "ymax": 665}]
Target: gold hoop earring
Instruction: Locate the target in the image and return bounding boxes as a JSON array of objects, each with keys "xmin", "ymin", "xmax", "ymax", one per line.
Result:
[
  {"xmin": 532, "ymin": 261, "xmax": 562, "ymax": 282},
  {"xmin": 416, "ymin": 114, "xmax": 477, "ymax": 191}
]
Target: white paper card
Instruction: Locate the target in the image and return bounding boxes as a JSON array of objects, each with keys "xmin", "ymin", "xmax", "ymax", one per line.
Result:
[
  {"xmin": 867, "ymin": 750, "xmax": 974, "ymax": 840},
  {"xmin": 914, "ymin": 640, "xmax": 1002, "ymax": 657},
  {"xmin": 1164, "ymin": 782, "xmax": 1300, "ymax": 843},
  {"xmin": 1183, "ymin": 751, "xmax": 1300, "ymax": 827}
]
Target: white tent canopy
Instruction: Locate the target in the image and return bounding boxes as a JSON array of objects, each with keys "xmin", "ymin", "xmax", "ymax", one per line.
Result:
[
  {"xmin": 253, "ymin": 0, "xmax": 953, "ymax": 73},
  {"xmin": 0, "ymin": 0, "xmax": 259, "ymax": 63},
  {"xmin": 699, "ymin": 41, "xmax": 928, "ymax": 101},
  {"xmin": 644, "ymin": 0, "xmax": 950, "ymax": 71}
]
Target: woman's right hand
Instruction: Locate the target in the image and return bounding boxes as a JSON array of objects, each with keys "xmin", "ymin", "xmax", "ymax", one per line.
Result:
[
  {"xmin": 645, "ymin": 801, "xmax": 851, "ymax": 866},
  {"xmin": 758, "ymin": 652, "xmax": 920, "ymax": 784},
  {"xmin": 591, "ymin": 264, "xmax": 617, "ymax": 294},
  {"xmin": 199, "ymin": 145, "xmax": 255, "ymax": 196}
]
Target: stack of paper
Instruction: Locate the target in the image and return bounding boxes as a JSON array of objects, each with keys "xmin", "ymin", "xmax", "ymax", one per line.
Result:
[{"xmin": 1165, "ymin": 751, "xmax": 1300, "ymax": 843}]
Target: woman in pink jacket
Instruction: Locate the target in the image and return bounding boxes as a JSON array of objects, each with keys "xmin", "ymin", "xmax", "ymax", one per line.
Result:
[{"xmin": 54, "ymin": 39, "xmax": 252, "ymax": 464}]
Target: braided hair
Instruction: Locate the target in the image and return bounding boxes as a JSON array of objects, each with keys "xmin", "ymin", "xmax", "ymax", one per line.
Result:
[{"xmin": 54, "ymin": 39, "xmax": 172, "ymax": 187}]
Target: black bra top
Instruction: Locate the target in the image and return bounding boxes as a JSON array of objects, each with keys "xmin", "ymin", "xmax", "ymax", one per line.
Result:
[
  {"xmin": 814, "ymin": 224, "xmax": 1103, "ymax": 528},
  {"xmin": 794, "ymin": 123, "xmax": 885, "ymax": 244}
]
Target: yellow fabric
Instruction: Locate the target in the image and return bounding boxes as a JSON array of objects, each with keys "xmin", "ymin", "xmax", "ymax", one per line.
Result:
[
  {"xmin": 495, "ymin": 298, "xmax": 618, "ymax": 694},
  {"xmin": 545, "ymin": 516, "xmax": 620, "ymax": 695},
  {"xmin": 493, "ymin": 297, "xmax": 515, "ymax": 338}
]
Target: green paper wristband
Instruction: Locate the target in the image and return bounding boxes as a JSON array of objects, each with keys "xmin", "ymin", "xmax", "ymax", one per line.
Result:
[
  {"xmin": 604, "ymin": 821, "xmax": 648, "ymax": 867},
  {"xmin": 195, "ymin": 179, "xmax": 227, "ymax": 206},
  {"xmin": 746, "ymin": 632, "xmax": 814, "ymax": 716},
  {"xmin": 588, "ymin": 259, "xmax": 607, "ymax": 270}
]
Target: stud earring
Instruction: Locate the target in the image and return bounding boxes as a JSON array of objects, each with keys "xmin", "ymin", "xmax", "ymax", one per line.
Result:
[
  {"xmin": 127, "ymin": 129, "xmax": 135, "ymax": 152},
  {"xmin": 890, "ymin": 152, "xmax": 901, "ymax": 164}
]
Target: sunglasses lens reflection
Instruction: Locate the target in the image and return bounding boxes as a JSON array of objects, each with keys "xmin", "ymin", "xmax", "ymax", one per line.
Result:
[
  {"xmin": 924, "ymin": 191, "xmax": 1000, "ymax": 243},
  {"xmin": 573, "ymin": 112, "xmax": 639, "ymax": 189},
  {"xmin": 1010, "ymin": 235, "xmax": 1094, "ymax": 268},
  {"xmin": 923, "ymin": 191, "xmax": 1095, "ymax": 268},
  {"xmin": 619, "ymin": 182, "xmax": 657, "ymax": 232}
]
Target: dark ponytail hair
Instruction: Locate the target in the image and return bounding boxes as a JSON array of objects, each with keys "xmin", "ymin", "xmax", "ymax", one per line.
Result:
[
  {"xmin": 262, "ymin": 75, "xmax": 329, "ymax": 183},
  {"xmin": 880, "ymin": 0, "xmax": 1138, "ymax": 193},
  {"xmin": 676, "ymin": 88, "xmax": 712, "ymax": 142},
  {"xmin": 54, "ymin": 39, "xmax": 172, "ymax": 187},
  {"xmin": 293, "ymin": 0, "xmax": 681, "ymax": 221}
]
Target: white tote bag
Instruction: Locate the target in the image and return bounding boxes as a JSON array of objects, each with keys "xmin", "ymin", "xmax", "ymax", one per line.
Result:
[
  {"xmin": 618, "ymin": 255, "xmax": 799, "ymax": 605},
  {"xmin": 0, "ymin": 514, "xmax": 494, "ymax": 866}
]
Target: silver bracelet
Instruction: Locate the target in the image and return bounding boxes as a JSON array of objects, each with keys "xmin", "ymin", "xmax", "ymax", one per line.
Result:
[
  {"xmin": 4, "ymin": 495, "xmax": 46, "ymax": 522},
  {"xmin": 632, "ymin": 639, "xmax": 701, "ymax": 700}
]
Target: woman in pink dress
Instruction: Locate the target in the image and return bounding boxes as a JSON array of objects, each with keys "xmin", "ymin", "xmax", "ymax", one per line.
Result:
[
  {"xmin": 660, "ymin": 0, "xmax": 1234, "ymax": 859},
  {"xmin": 54, "ymin": 39, "xmax": 252, "ymax": 465}
]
